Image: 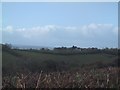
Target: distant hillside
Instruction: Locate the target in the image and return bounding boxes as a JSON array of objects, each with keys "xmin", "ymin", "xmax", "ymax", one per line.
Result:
[
  {"xmin": 2, "ymin": 44, "xmax": 118, "ymax": 75},
  {"xmin": 12, "ymin": 44, "xmax": 53, "ymax": 50}
]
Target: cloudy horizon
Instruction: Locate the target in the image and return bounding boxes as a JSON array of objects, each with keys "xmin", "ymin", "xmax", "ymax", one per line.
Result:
[{"xmin": 1, "ymin": 2, "xmax": 118, "ymax": 48}]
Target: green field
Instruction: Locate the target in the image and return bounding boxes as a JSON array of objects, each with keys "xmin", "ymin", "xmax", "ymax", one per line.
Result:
[
  {"xmin": 2, "ymin": 49, "xmax": 117, "ymax": 74},
  {"xmin": 2, "ymin": 46, "xmax": 119, "ymax": 88}
]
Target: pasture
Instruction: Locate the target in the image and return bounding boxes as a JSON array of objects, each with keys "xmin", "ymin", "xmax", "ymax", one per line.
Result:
[
  {"xmin": 2, "ymin": 48, "xmax": 117, "ymax": 74},
  {"xmin": 2, "ymin": 45, "xmax": 119, "ymax": 88}
]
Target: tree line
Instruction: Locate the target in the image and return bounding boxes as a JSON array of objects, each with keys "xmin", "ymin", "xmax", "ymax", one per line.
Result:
[{"xmin": 2, "ymin": 43, "xmax": 119, "ymax": 55}]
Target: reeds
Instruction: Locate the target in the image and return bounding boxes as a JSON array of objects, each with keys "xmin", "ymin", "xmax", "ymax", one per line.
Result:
[
  {"xmin": 36, "ymin": 70, "xmax": 42, "ymax": 88},
  {"xmin": 2, "ymin": 67, "xmax": 120, "ymax": 88}
]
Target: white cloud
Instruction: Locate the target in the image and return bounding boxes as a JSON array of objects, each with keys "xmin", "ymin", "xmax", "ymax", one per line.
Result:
[
  {"xmin": 2, "ymin": 23, "xmax": 118, "ymax": 47},
  {"xmin": 88, "ymin": 23, "xmax": 98, "ymax": 30},
  {"xmin": 4, "ymin": 25, "xmax": 13, "ymax": 34},
  {"xmin": 3, "ymin": 25, "xmax": 57, "ymax": 39},
  {"xmin": 113, "ymin": 27, "xmax": 118, "ymax": 35},
  {"xmin": 2, "ymin": 23, "xmax": 117, "ymax": 39},
  {"xmin": 76, "ymin": 23, "xmax": 116, "ymax": 37},
  {"xmin": 65, "ymin": 26, "xmax": 77, "ymax": 31}
]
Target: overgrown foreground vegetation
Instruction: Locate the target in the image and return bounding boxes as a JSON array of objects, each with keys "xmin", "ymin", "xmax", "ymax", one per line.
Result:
[
  {"xmin": 2, "ymin": 44, "xmax": 120, "ymax": 88},
  {"xmin": 2, "ymin": 67, "xmax": 120, "ymax": 88}
]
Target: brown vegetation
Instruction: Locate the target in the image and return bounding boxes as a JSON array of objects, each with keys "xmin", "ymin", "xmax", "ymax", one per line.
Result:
[{"xmin": 2, "ymin": 67, "xmax": 120, "ymax": 88}]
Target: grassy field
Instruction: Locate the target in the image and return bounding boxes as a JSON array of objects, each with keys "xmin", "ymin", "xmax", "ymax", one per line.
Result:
[
  {"xmin": 2, "ymin": 49, "xmax": 117, "ymax": 74},
  {"xmin": 2, "ymin": 46, "xmax": 119, "ymax": 88}
]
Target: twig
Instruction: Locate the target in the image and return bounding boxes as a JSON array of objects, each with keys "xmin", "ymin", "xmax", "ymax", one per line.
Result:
[{"xmin": 36, "ymin": 70, "xmax": 42, "ymax": 88}]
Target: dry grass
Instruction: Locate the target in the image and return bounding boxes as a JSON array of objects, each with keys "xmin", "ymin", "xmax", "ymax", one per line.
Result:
[{"xmin": 2, "ymin": 67, "xmax": 120, "ymax": 88}]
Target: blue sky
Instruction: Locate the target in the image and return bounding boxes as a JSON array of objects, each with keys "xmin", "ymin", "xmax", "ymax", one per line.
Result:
[{"xmin": 2, "ymin": 2, "xmax": 118, "ymax": 48}]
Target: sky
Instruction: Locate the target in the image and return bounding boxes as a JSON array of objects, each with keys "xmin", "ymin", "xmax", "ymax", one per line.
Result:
[
  {"xmin": 1, "ymin": 0, "xmax": 119, "ymax": 2},
  {"xmin": 1, "ymin": 2, "xmax": 118, "ymax": 48}
]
